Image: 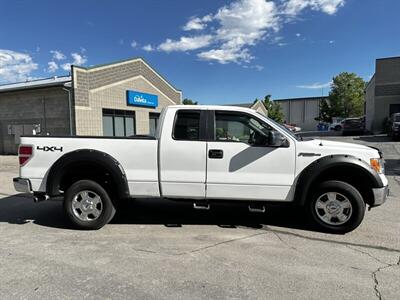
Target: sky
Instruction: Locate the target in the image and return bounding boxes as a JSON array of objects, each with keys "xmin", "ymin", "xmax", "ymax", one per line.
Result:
[{"xmin": 0, "ymin": 0, "xmax": 399, "ymax": 104}]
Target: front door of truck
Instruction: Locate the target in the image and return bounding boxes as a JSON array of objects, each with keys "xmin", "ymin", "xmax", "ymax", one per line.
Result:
[
  {"xmin": 159, "ymin": 109, "xmax": 207, "ymax": 199},
  {"xmin": 206, "ymin": 110, "xmax": 296, "ymax": 201}
]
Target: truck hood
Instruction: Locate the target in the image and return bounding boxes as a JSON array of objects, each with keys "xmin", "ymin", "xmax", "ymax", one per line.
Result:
[
  {"xmin": 300, "ymin": 139, "xmax": 378, "ymax": 157},
  {"xmin": 318, "ymin": 139, "xmax": 371, "ymax": 150}
]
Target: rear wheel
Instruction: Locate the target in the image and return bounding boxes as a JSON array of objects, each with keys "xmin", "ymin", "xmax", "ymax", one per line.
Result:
[
  {"xmin": 334, "ymin": 125, "xmax": 342, "ymax": 131},
  {"xmin": 64, "ymin": 180, "xmax": 116, "ymax": 230},
  {"xmin": 307, "ymin": 180, "xmax": 365, "ymax": 234}
]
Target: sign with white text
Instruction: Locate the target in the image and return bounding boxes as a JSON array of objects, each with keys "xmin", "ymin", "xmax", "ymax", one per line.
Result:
[{"xmin": 126, "ymin": 90, "xmax": 158, "ymax": 108}]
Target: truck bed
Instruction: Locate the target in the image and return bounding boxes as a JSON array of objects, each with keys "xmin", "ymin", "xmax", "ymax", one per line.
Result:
[{"xmin": 19, "ymin": 135, "xmax": 160, "ymax": 197}]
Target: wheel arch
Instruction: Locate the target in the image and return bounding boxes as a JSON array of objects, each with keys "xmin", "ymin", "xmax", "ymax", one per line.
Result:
[
  {"xmin": 46, "ymin": 149, "xmax": 130, "ymax": 199},
  {"xmin": 294, "ymin": 155, "xmax": 383, "ymax": 206}
]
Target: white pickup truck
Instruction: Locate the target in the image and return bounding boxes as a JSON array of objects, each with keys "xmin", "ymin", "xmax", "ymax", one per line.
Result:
[{"xmin": 14, "ymin": 105, "xmax": 388, "ymax": 233}]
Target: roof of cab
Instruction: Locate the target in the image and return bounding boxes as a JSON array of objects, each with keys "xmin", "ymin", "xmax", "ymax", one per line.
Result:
[{"xmin": 169, "ymin": 105, "xmax": 257, "ymax": 113}]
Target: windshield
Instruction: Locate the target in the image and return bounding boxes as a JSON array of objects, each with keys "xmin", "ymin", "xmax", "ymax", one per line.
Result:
[
  {"xmin": 394, "ymin": 115, "xmax": 400, "ymax": 122},
  {"xmin": 256, "ymin": 112, "xmax": 301, "ymax": 141}
]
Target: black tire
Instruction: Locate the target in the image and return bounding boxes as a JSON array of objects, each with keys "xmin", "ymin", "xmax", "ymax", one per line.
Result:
[
  {"xmin": 64, "ymin": 180, "xmax": 116, "ymax": 230},
  {"xmin": 334, "ymin": 125, "xmax": 342, "ymax": 131},
  {"xmin": 307, "ymin": 180, "xmax": 365, "ymax": 234}
]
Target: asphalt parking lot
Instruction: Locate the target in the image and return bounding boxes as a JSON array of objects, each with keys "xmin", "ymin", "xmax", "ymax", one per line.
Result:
[{"xmin": 0, "ymin": 135, "xmax": 399, "ymax": 299}]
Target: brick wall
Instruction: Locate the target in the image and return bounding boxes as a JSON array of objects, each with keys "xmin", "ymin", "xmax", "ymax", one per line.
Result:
[
  {"xmin": 375, "ymin": 57, "xmax": 400, "ymax": 85},
  {"xmin": 367, "ymin": 57, "xmax": 400, "ymax": 132},
  {"xmin": 75, "ymin": 76, "xmax": 178, "ymax": 136},
  {"xmin": 375, "ymin": 84, "xmax": 400, "ymax": 96},
  {"xmin": 0, "ymin": 87, "xmax": 70, "ymax": 154},
  {"xmin": 365, "ymin": 76, "xmax": 376, "ymax": 131},
  {"xmin": 73, "ymin": 59, "xmax": 181, "ymax": 107},
  {"xmin": 73, "ymin": 58, "xmax": 182, "ymax": 136}
]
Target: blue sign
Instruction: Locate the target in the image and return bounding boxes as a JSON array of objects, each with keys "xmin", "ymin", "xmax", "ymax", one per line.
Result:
[{"xmin": 126, "ymin": 90, "xmax": 158, "ymax": 108}]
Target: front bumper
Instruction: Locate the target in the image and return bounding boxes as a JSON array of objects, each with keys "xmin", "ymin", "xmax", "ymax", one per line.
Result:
[
  {"xmin": 371, "ymin": 185, "xmax": 389, "ymax": 207},
  {"xmin": 13, "ymin": 177, "xmax": 32, "ymax": 193}
]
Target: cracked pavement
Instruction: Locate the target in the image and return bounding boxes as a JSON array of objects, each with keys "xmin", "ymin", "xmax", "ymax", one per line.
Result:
[{"xmin": 0, "ymin": 136, "xmax": 399, "ymax": 299}]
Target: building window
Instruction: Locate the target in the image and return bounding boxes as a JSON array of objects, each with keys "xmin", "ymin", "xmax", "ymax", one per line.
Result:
[
  {"xmin": 102, "ymin": 115, "xmax": 114, "ymax": 136},
  {"xmin": 102, "ymin": 109, "xmax": 135, "ymax": 137},
  {"xmin": 149, "ymin": 113, "xmax": 160, "ymax": 136}
]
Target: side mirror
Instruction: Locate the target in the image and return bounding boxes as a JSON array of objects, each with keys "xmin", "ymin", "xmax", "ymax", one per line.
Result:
[{"xmin": 268, "ymin": 131, "xmax": 289, "ymax": 147}]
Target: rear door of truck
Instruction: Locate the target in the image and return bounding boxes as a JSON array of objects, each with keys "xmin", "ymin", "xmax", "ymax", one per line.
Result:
[{"xmin": 159, "ymin": 107, "xmax": 208, "ymax": 199}]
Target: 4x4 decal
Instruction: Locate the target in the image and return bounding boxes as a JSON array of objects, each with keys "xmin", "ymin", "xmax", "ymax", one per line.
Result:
[{"xmin": 36, "ymin": 146, "xmax": 63, "ymax": 152}]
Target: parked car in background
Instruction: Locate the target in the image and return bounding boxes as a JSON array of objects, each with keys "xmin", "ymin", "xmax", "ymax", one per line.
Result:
[
  {"xmin": 389, "ymin": 113, "xmax": 400, "ymax": 140},
  {"xmin": 329, "ymin": 118, "xmax": 345, "ymax": 131},
  {"xmin": 342, "ymin": 117, "xmax": 365, "ymax": 135}
]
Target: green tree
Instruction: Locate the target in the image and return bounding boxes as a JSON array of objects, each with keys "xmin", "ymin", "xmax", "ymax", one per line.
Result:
[
  {"xmin": 182, "ymin": 98, "xmax": 198, "ymax": 105},
  {"xmin": 320, "ymin": 72, "xmax": 365, "ymax": 122},
  {"xmin": 257, "ymin": 95, "xmax": 284, "ymax": 123}
]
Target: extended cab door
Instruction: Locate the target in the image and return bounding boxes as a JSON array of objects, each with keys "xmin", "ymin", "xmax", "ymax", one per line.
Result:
[
  {"xmin": 206, "ymin": 110, "xmax": 296, "ymax": 201},
  {"xmin": 159, "ymin": 108, "xmax": 208, "ymax": 199}
]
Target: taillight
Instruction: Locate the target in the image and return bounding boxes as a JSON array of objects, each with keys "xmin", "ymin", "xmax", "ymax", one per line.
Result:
[{"xmin": 19, "ymin": 145, "xmax": 33, "ymax": 166}]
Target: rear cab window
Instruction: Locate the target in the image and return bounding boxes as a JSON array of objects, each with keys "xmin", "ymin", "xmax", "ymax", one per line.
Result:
[{"xmin": 173, "ymin": 110, "xmax": 201, "ymax": 141}]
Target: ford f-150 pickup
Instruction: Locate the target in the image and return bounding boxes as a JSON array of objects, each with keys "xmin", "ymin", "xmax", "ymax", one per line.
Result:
[{"xmin": 13, "ymin": 105, "xmax": 389, "ymax": 233}]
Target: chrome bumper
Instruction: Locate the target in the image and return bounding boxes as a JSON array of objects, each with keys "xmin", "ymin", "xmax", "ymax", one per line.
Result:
[
  {"xmin": 371, "ymin": 185, "xmax": 389, "ymax": 207},
  {"xmin": 13, "ymin": 177, "xmax": 32, "ymax": 193}
]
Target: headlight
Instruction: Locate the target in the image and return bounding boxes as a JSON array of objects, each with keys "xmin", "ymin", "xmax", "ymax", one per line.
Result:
[{"xmin": 370, "ymin": 158, "xmax": 384, "ymax": 174}]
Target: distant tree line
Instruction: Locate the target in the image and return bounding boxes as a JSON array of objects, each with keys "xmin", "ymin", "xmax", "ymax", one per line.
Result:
[{"xmin": 182, "ymin": 98, "xmax": 198, "ymax": 105}]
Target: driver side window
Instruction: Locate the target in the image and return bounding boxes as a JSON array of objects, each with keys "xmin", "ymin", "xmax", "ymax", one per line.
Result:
[{"xmin": 214, "ymin": 111, "xmax": 273, "ymax": 146}]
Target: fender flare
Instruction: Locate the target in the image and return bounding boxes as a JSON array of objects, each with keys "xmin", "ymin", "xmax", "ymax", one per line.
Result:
[
  {"xmin": 46, "ymin": 149, "xmax": 130, "ymax": 199},
  {"xmin": 294, "ymin": 154, "xmax": 383, "ymax": 205}
]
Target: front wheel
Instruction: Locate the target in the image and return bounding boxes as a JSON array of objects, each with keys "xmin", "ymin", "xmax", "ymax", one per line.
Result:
[
  {"xmin": 307, "ymin": 181, "xmax": 365, "ymax": 234},
  {"xmin": 64, "ymin": 180, "xmax": 116, "ymax": 230}
]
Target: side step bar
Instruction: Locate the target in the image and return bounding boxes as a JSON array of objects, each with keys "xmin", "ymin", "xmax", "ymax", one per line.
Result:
[
  {"xmin": 193, "ymin": 202, "xmax": 210, "ymax": 210},
  {"xmin": 192, "ymin": 202, "xmax": 266, "ymax": 213},
  {"xmin": 248, "ymin": 205, "xmax": 266, "ymax": 213}
]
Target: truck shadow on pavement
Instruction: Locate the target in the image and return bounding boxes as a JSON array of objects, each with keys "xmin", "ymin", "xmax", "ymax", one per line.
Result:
[
  {"xmin": 2, "ymin": 194, "xmax": 400, "ymax": 253},
  {"xmin": 0, "ymin": 194, "xmax": 317, "ymax": 232}
]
